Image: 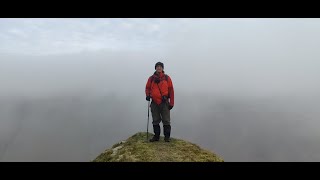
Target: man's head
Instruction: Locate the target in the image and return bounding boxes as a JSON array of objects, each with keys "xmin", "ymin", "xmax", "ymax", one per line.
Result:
[{"xmin": 155, "ymin": 62, "xmax": 164, "ymax": 73}]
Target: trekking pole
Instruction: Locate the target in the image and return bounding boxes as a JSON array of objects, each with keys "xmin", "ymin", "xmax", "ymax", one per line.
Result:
[{"xmin": 147, "ymin": 101, "xmax": 150, "ymax": 142}]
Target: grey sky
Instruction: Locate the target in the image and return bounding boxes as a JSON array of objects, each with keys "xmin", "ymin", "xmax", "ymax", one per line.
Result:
[
  {"xmin": 1, "ymin": 18, "xmax": 320, "ymax": 97},
  {"xmin": 0, "ymin": 18, "xmax": 179, "ymax": 55}
]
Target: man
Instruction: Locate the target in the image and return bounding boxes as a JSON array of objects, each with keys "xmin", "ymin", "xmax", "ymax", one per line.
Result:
[{"xmin": 145, "ymin": 62, "xmax": 174, "ymax": 142}]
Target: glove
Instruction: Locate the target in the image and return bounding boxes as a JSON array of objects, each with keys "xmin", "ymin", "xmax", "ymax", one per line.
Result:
[
  {"xmin": 146, "ymin": 96, "xmax": 151, "ymax": 101},
  {"xmin": 169, "ymin": 105, "xmax": 173, "ymax": 110}
]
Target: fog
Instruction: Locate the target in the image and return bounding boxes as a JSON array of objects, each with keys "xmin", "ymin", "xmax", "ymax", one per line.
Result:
[{"xmin": 1, "ymin": 18, "xmax": 320, "ymax": 161}]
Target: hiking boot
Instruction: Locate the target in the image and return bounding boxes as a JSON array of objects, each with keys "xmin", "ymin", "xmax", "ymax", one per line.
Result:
[
  {"xmin": 149, "ymin": 135, "xmax": 160, "ymax": 142},
  {"xmin": 150, "ymin": 125, "xmax": 160, "ymax": 142},
  {"xmin": 164, "ymin": 136, "xmax": 170, "ymax": 142},
  {"xmin": 163, "ymin": 125, "xmax": 171, "ymax": 142}
]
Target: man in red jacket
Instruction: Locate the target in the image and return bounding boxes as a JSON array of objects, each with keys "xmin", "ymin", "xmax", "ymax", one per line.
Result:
[{"xmin": 145, "ymin": 62, "xmax": 174, "ymax": 142}]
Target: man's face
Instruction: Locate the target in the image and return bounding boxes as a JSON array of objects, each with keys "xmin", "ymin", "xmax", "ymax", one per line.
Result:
[{"xmin": 156, "ymin": 65, "xmax": 163, "ymax": 73}]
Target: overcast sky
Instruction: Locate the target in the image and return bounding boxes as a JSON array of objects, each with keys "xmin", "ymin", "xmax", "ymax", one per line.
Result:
[
  {"xmin": 0, "ymin": 18, "xmax": 180, "ymax": 55},
  {"xmin": 1, "ymin": 18, "xmax": 320, "ymax": 55},
  {"xmin": 1, "ymin": 18, "xmax": 320, "ymax": 97}
]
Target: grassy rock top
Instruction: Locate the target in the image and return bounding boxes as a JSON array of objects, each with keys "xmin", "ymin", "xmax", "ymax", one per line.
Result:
[{"xmin": 93, "ymin": 132, "xmax": 224, "ymax": 162}]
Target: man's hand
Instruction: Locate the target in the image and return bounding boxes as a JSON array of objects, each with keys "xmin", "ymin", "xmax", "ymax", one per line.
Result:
[
  {"xmin": 146, "ymin": 96, "xmax": 151, "ymax": 101},
  {"xmin": 169, "ymin": 105, "xmax": 173, "ymax": 110}
]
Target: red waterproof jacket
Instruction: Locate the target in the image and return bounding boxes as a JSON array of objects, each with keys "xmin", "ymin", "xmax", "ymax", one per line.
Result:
[{"xmin": 145, "ymin": 71, "xmax": 174, "ymax": 107}]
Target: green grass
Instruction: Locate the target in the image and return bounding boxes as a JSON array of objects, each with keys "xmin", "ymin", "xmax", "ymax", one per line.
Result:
[{"xmin": 92, "ymin": 132, "xmax": 224, "ymax": 162}]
